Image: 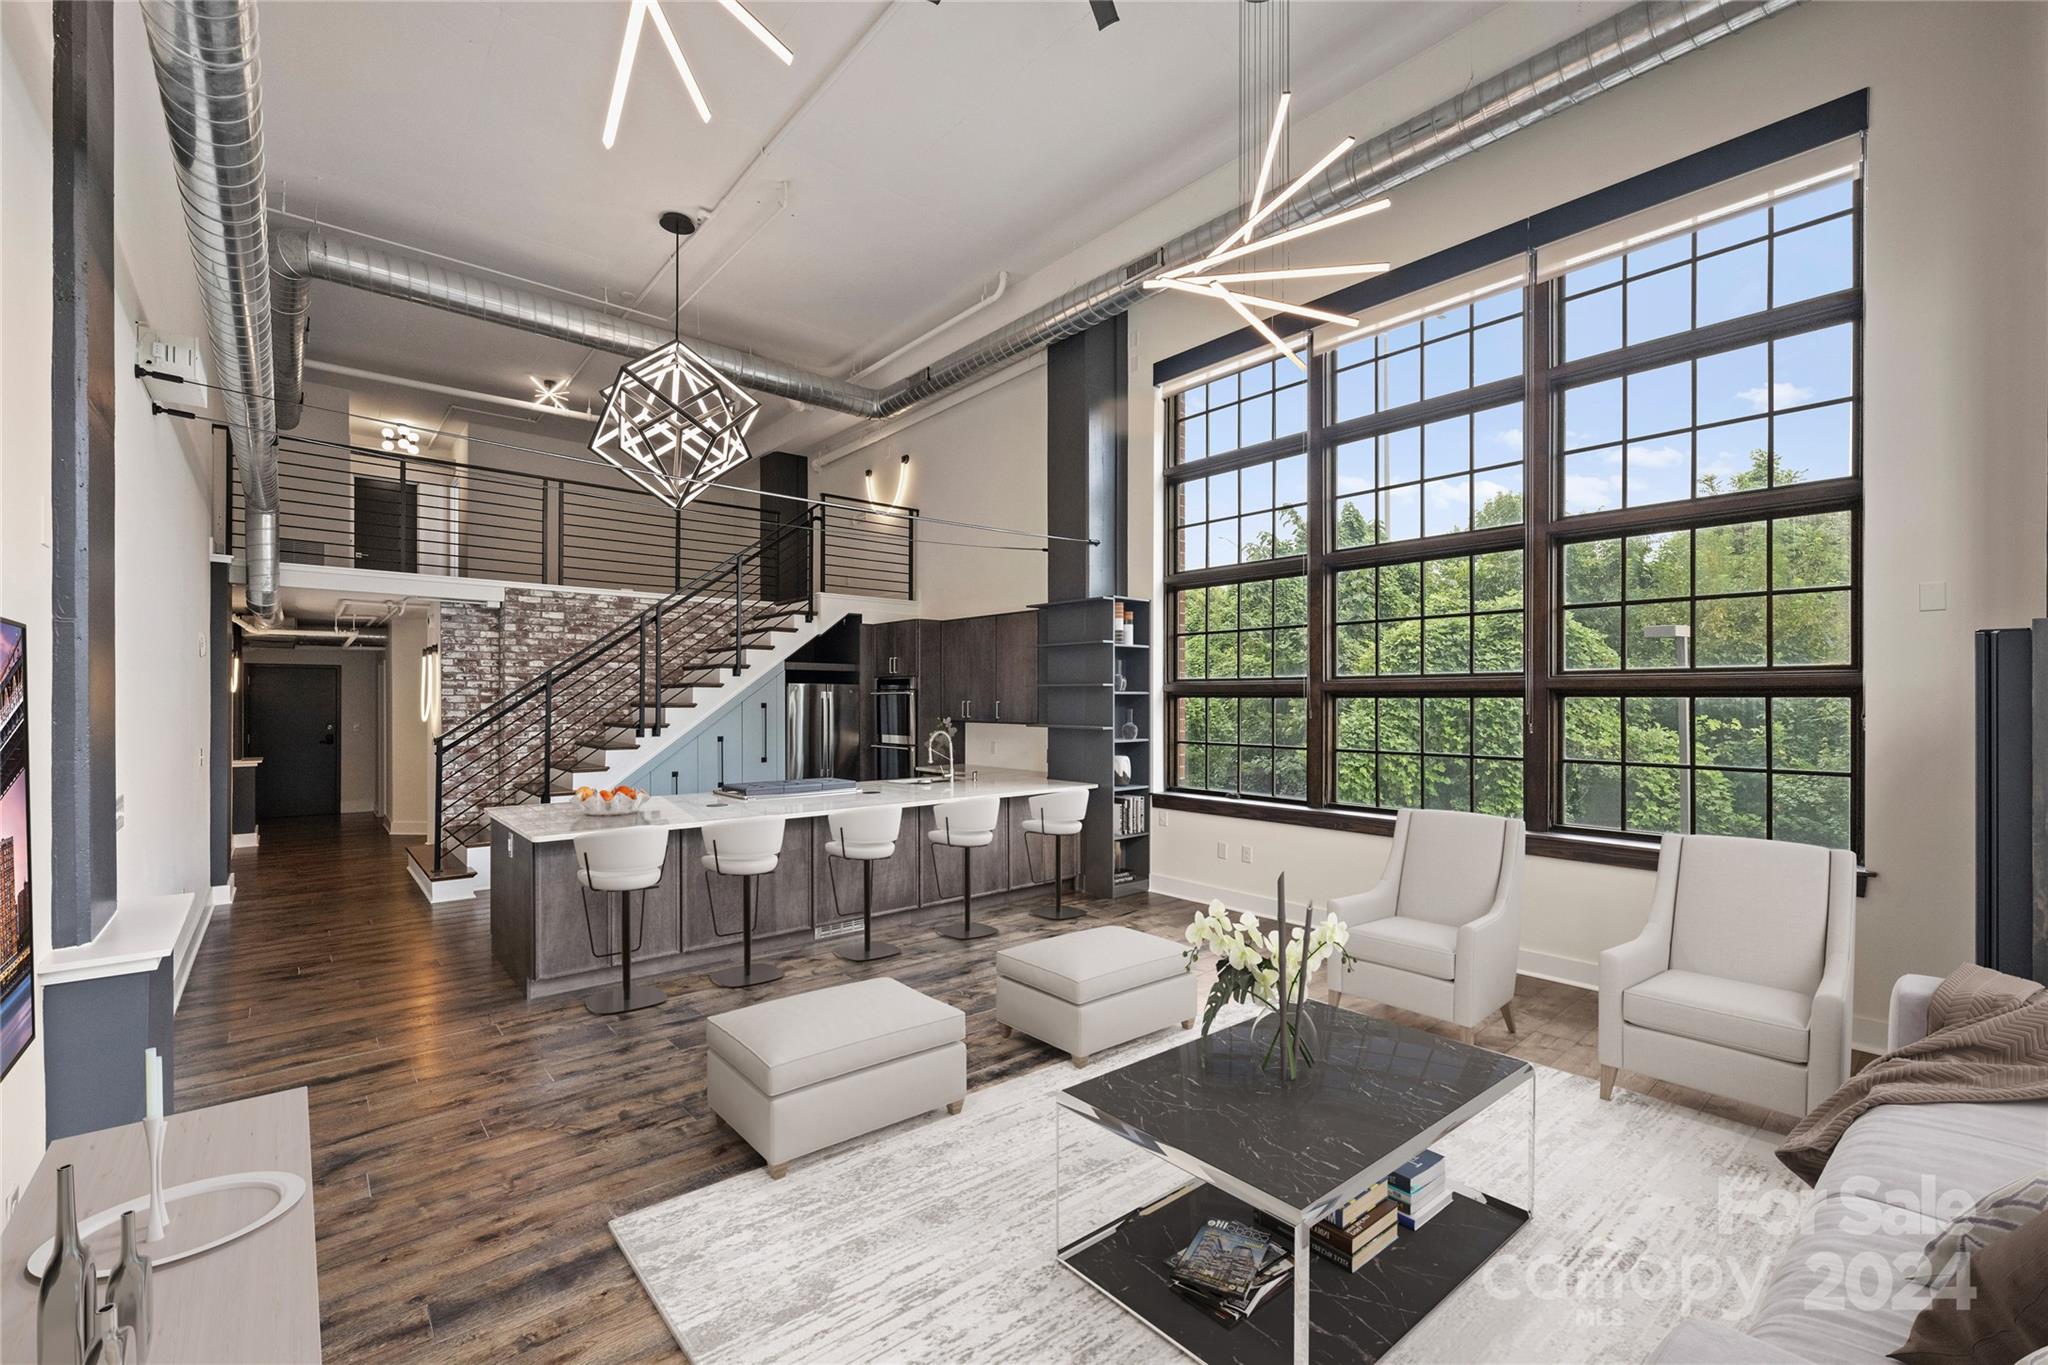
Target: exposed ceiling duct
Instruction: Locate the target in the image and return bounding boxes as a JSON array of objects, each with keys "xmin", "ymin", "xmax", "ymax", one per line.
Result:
[
  {"xmin": 140, "ymin": 0, "xmax": 283, "ymax": 618},
  {"xmin": 268, "ymin": 0, "xmax": 1792, "ymax": 430}
]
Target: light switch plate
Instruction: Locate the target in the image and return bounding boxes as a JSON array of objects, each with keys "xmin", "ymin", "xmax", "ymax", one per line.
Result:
[
  {"xmin": 1240, "ymin": 845, "xmax": 1253, "ymax": 864},
  {"xmin": 1918, "ymin": 582, "xmax": 1947, "ymax": 612}
]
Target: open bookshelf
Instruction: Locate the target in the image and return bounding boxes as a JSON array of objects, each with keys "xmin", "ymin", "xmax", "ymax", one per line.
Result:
[{"xmin": 1036, "ymin": 597, "xmax": 1149, "ymax": 899}]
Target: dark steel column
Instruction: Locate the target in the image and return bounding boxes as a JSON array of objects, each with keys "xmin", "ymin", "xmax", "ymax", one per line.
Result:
[
  {"xmin": 50, "ymin": 0, "xmax": 118, "ymax": 945},
  {"xmin": 1045, "ymin": 315, "xmax": 1127, "ymax": 601}
]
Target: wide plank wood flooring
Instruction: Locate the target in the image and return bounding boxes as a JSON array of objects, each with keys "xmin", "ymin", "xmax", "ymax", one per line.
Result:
[{"xmin": 178, "ymin": 814, "xmax": 1796, "ymax": 1363}]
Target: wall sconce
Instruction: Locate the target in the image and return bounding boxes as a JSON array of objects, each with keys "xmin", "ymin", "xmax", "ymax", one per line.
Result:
[
  {"xmin": 229, "ymin": 647, "xmax": 241, "ymax": 694},
  {"xmin": 419, "ymin": 644, "xmax": 442, "ymax": 734},
  {"xmin": 381, "ymin": 424, "xmax": 420, "ymax": 455},
  {"xmin": 864, "ymin": 452, "xmax": 911, "ymax": 510}
]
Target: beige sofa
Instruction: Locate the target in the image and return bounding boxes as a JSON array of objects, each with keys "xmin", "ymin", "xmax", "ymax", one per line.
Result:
[{"xmin": 1650, "ymin": 973, "xmax": 2048, "ymax": 1362}]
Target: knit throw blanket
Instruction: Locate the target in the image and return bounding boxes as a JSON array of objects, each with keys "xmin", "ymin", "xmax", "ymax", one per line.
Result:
[{"xmin": 1777, "ymin": 964, "xmax": 2048, "ymax": 1185}]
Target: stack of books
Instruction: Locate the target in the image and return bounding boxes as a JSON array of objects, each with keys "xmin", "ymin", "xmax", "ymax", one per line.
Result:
[
  {"xmin": 1114, "ymin": 794, "xmax": 1148, "ymax": 836},
  {"xmin": 1309, "ymin": 1180, "xmax": 1399, "ymax": 1272},
  {"xmin": 1391, "ymin": 1150, "xmax": 1453, "ymax": 1230},
  {"xmin": 1166, "ymin": 1219, "xmax": 1293, "ymax": 1325}
]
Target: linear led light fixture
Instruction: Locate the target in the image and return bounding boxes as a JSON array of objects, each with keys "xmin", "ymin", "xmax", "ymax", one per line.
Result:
[
  {"xmin": 603, "ymin": 0, "xmax": 793, "ymax": 148},
  {"xmin": 1162, "ymin": 197, "xmax": 1393, "ymax": 280},
  {"xmin": 1210, "ymin": 284, "xmax": 1306, "ymax": 372},
  {"xmin": 1146, "ymin": 277, "xmax": 1358, "ymax": 328}
]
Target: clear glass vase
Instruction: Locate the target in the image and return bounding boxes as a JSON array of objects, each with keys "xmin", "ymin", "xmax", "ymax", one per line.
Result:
[{"xmin": 1250, "ymin": 1003, "xmax": 1320, "ymax": 1079}]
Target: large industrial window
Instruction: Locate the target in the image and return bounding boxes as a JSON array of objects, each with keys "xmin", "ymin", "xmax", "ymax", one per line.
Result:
[{"xmin": 1160, "ymin": 163, "xmax": 1863, "ymax": 861}]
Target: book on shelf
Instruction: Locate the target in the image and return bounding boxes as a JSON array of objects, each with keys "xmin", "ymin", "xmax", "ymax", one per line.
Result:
[
  {"xmin": 1113, "ymin": 794, "xmax": 1148, "ymax": 837},
  {"xmin": 1312, "ymin": 1197, "xmax": 1397, "ymax": 1254},
  {"xmin": 1397, "ymin": 1183, "xmax": 1455, "ymax": 1231},
  {"xmin": 1390, "ymin": 1150, "xmax": 1444, "ymax": 1197},
  {"xmin": 1309, "ymin": 1221, "xmax": 1398, "ymax": 1273},
  {"xmin": 1323, "ymin": 1180, "xmax": 1389, "ymax": 1229}
]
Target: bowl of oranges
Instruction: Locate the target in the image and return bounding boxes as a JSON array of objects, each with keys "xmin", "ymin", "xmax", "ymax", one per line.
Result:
[{"xmin": 574, "ymin": 784, "xmax": 650, "ymax": 816}]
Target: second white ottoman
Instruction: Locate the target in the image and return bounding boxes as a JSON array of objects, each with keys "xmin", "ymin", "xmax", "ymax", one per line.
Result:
[{"xmin": 995, "ymin": 925, "xmax": 1195, "ymax": 1066}]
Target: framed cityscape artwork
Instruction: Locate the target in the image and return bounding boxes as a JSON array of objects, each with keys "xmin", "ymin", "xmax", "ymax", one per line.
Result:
[{"xmin": 1, "ymin": 618, "xmax": 33, "ymax": 1080}]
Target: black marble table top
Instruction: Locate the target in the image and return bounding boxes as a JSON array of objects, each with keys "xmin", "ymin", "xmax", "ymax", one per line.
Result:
[{"xmin": 1061, "ymin": 1002, "xmax": 1531, "ymax": 1218}]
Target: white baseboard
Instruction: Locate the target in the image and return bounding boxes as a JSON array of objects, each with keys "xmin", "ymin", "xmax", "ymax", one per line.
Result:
[
  {"xmin": 210, "ymin": 877, "xmax": 236, "ymax": 909},
  {"xmin": 381, "ymin": 815, "xmax": 431, "ymax": 838},
  {"xmin": 231, "ymin": 831, "xmax": 259, "ymax": 849},
  {"xmin": 173, "ymin": 890, "xmax": 213, "ymax": 1012},
  {"xmin": 1853, "ymin": 1013, "xmax": 1886, "ymax": 1057},
  {"xmin": 341, "ymin": 798, "xmax": 375, "ymax": 814},
  {"xmin": 1515, "ymin": 948, "xmax": 1599, "ymax": 991},
  {"xmin": 406, "ymin": 853, "xmax": 490, "ymax": 905}
]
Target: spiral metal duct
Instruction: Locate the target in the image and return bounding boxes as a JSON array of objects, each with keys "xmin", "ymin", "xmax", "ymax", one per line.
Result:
[
  {"xmin": 140, "ymin": 0, "xmax": 282, "ymax": 616},
  {"xmin": 269, "ymin": 0, "xmax": 1794, "ymax": 427}
]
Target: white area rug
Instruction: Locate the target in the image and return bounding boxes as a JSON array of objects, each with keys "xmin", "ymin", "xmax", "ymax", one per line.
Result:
[{"xmin": 613, "ymin": 1013, "xmax": 1805, "ymax": 1364}]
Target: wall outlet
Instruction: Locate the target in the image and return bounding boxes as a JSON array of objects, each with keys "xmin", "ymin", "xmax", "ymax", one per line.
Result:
[
  {"xmin": 1157, "ymin": 810, "xmax": 1169, "ymax": 829},
  {"xmin": 1215, "ymin": 841, "xmax": 1227, "ymax": 860},
  {"xmin": 1240, "ymin": 845, "xmax": 1253, "ymax": 864}
]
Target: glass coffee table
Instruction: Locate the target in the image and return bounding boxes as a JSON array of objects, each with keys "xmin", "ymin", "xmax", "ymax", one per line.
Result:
[{"xmin": 1054, "ymin": 1001, "xmax": 1535, "ymax": 1364}]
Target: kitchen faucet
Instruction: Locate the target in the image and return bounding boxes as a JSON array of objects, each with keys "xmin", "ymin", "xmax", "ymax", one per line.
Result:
[{"xmin": 924, "ymin": 717, "xmax": 957, "ymax": 781}]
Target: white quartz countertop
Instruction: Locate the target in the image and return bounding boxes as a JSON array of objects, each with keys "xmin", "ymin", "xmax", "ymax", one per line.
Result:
[{"xmin": 486, "ymin": 768, "xmax": 1096, "ymax": 845}]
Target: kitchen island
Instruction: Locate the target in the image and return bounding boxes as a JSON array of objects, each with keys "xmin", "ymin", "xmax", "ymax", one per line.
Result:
[{"xmin": 486, "ymin": 769, "xmax": 1096, "ymax": 997}]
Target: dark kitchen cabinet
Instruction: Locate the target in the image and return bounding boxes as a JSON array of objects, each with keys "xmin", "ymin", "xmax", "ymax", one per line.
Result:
[
  {"xmin": 860, "ymin": 618, "xmax": 925, "ymax": 777},
  {"xmin": 994, "ymin": 610, "xmax": 1039, "ymax": 725},
  {"xmin": 935, "ymin": 615, "xmax": 997, "ymax": 725}
]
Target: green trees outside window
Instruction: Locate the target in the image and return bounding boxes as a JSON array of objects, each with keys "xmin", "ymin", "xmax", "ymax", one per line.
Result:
[{"xmin": 1162, "ymin": 176, "xmax": 1861, "ymax": 855}]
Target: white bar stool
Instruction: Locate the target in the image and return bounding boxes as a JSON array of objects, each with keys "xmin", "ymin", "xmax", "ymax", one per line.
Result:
[
  {"xmin": 927, "ymin": 795, "xmax": 1000, "ymax": 941},
  {"xmin": 826, "ymin": 804, "xmax": 904, "ymax": 963},
  {"xmin": 1024, "ymin": 787, "xmax": 1091, "ymax": 922},
  {"xmin": 573, "ymin": 824, "xmax": 673, "ymax": 1015},
  {"xmin": 702, "ymin": 814, "xmax": 789, "ymax": 989}
]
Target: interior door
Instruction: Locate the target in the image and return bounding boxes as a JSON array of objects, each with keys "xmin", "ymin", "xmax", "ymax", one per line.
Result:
[
  {"xmin": 244, "ymin": 665, "xmax": 341, "ymax": 819},
  {"xmin": 354, "ymin": 475, "xmax": 418, "ymax": 573}
]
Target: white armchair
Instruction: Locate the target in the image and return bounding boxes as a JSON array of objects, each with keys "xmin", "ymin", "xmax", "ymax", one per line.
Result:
[
  {"xmin": 1326, "ymin": 809, "xmax": 1525, "ymax": 1042},
  {"xmin": 1599, "ymin": 834, "xmax": 1855, "ymax": 1118}
]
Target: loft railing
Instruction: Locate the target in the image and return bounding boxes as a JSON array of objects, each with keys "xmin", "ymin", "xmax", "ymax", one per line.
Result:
[
  {"xmin": 429, "ymin": 507, "xmax": 827, "ymax": 870},
  {"xmin": 221, "ymin": 437, "xmax": 918, "ymax": 601}
]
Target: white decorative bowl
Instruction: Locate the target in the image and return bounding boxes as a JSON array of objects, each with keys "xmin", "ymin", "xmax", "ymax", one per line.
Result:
[{"xmin": 576, "ymin": 790, "xmax": 652, "ymax": 817}]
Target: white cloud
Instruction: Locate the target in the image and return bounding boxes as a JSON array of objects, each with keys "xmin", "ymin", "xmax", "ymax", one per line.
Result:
[
  {"xmin": 1736, "ymin": 381, "xmax": 1814, "ymax": 413},
  {"xmin": 1628, "ymin": 443, "xmax": 1686, "ymax": 468},
  {"xmin": 1564, "ymin": 474, "xmax": 1621, "ymax": 512}
]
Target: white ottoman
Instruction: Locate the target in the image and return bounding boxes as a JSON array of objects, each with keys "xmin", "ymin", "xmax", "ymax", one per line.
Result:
[
  {"xmin": 707, "ymin": 977, "xmax": 966, "ymax": 1178},
  {"xmin": 995, "ymin": 925, "xmax": 1196, "ymax": 1067}
]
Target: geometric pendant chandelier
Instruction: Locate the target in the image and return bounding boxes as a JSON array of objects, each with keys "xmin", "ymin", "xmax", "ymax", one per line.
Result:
[{"xmin": 588, "ymin": 213, "xmax": 760, "ymax": 509}]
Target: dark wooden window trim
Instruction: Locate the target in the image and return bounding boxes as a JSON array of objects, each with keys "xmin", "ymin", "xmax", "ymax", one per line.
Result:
[
  {"xmin": 1151, "ymin": 790, "xmax": 1873, "ymax": 895},
  {"xmin": 1159, "ymin": 166, "xmax": 1867, "ymax": 878}
]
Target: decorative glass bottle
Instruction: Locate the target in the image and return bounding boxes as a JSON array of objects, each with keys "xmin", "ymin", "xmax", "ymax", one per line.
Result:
[
  {"xmin": 105, "ymin": 1210, "xmax": 151, "ymax": 1364},
  {"xmin": 83, "ymin": 1302, "xmax": 127, "ymax": 1365},
  {"xmin": 37, "ymin": 1164, "xmax": 96, "ymax": 1364}
]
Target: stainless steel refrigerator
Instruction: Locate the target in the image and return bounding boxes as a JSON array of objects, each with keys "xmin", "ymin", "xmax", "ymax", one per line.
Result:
[{"xmin": 786, "ymin": 681, "xmax": 860, "ymax": 780}]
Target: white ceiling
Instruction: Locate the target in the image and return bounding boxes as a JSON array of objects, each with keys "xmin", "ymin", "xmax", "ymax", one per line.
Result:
[{"xmin": 253, "ymin": 0, "xmax": 1497, "ymax": 431}]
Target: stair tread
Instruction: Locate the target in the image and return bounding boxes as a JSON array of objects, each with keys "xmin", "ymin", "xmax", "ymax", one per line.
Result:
[{"xmin": 405, "ymin": 844, "xmax": 476, "ymax": 881}]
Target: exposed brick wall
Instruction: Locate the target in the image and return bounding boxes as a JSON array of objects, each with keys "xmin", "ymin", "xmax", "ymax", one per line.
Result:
[{"xmin": 432, "ymin": 582, "xmax": 790, "ymax": 849}]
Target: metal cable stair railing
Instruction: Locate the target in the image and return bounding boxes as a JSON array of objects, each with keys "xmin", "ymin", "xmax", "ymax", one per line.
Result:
[{"xmin": 430, "ymin": 508, "xmax": 827, "ymax": 873}]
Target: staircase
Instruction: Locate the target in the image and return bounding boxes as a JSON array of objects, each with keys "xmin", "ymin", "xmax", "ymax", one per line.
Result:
[{"xmin": 421, "ymin": 510, "xmax": 825, "ymax": 880}]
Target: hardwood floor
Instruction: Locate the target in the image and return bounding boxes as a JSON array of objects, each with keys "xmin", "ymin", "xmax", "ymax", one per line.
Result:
[{"xmin": 178, "ymin": 814, "xmax": 1797, "ymax": 1363}]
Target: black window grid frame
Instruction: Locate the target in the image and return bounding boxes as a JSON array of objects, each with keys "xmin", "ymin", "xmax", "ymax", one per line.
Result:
[
  {"xmin": 1551, "ymin": 690, "xmax": 1860, "ymax": 850},
  {"xmin": 1555, "ymin": 506, "xmax": 1860, "ymax": 674},
  {"xmin": 1160, "ymin": 180, "xmax": 1865, "ymax": 862},
  {"xmin": 1329, "ymin": 693, "xmax": 1527, "ymax": 818}
]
